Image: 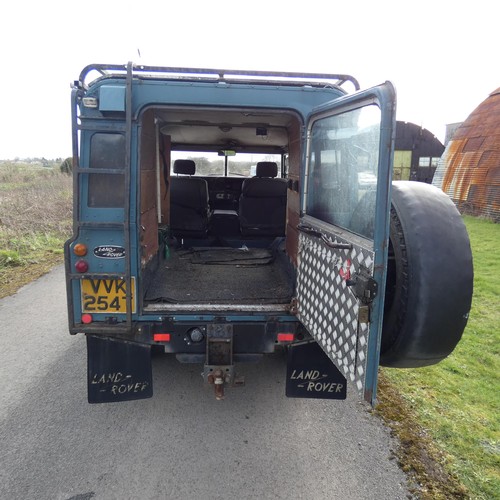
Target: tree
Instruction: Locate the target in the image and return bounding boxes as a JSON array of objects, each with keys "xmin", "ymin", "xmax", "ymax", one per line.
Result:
[{"xmin": 60, "ymin": 157, "xmax": 73, "ymax": 174}]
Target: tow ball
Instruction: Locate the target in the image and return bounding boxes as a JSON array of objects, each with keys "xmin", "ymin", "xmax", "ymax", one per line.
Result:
[
  {"xmin": 206, "ymin": 368, "xmax": 232, "ymax": 400},
  {"xmin": 205, "ymin": 367, "xmax": 245, "ymax": 400},
  {"xmin": 207, "ymin": 369, "xmax": 226, "ymax": 400},
  {"xmin": 203, "ymin": 324, "xmax": 243, "ymax": 400}
]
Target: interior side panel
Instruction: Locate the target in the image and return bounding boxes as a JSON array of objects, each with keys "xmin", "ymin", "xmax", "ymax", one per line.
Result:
[
  {"xmin": 141, "ymin": 170, "xmax": 156, "ymax": 212},
  {"xmin": 285, "ymin": 119, "xmax": 302, "ymax": 266},
  {"xmin": 140, "ymin": 207, "xmax": 159, "ymax": 267},
  {"xmin": 140, "ymin": 110, "xmax": 159, "ymax": 266},
  {"xmin": 160, "ymin": 134, "xmax": 171, "ymax": 224}
]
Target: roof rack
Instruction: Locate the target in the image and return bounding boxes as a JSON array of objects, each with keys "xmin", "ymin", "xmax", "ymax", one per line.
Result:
[{"xmin": 77, "ymin": 63, "xmax": 360, "ymax": 92}]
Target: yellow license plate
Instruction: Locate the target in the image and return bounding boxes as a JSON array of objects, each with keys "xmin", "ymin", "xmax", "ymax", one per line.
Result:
[{"xmin": 81, "ymin": 278, "xmax": 136, "ymax": 314}]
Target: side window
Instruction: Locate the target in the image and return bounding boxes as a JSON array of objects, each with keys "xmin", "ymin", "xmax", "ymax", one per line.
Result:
[
  {"xmin": 88, "ymin": 133, "xmax": 125, "ymax": 207},
  {"xmin": 306, "ymin": 105, "xmax": 381, "ymax": 239}
]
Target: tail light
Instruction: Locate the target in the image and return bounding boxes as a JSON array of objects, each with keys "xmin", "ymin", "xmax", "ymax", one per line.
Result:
[{"xmin": 75, "ymin": 259, "xmax": 89, "ymax": 273}]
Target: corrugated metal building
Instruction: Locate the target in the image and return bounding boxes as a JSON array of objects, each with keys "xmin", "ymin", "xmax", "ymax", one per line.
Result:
[
  {"xmin": 433, "ymin": 88, "xmax": 500, "ymax": 222},
  {"xmin": 393, "ymin": 121, "xmax": 444, "ymax": 183}
]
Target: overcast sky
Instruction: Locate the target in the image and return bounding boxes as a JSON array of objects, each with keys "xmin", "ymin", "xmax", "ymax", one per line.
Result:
[{"xmin": 0, "ymin": 0, "xmax": 497, "ymax": 159}]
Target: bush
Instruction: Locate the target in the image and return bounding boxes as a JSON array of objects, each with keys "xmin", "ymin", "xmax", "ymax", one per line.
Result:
[{"xmin": 60, "ymin": 157, "xmax": 73, "ymax": 174}]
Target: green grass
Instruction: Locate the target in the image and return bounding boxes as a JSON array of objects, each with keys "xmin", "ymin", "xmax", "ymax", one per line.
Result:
[{"xmin": 381, "ymin": 216, "xmax": 500, "ymax": 499}]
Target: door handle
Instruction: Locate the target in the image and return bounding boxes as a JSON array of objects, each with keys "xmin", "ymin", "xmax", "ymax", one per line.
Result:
[{"xmin": 297, "ymin": 224, "xmax": 352, "ymax": 250}]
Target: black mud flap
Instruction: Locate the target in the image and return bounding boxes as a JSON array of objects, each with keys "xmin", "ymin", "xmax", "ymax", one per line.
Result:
[
  {"xmin": 87, "ymin": 335, "xmax": 153, "ymax": 403},
  {"xmin": 286, "ymin": 341, "xmax": 347, "ymax": 400}
]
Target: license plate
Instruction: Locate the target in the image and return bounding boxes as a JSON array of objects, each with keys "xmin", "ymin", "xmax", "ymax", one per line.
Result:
[{"xmin": 81, "ymin": 278, "xmax": 136, "ymax": 314}]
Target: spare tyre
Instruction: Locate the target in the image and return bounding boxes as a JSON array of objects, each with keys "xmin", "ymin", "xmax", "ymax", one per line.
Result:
[{"xmin": 380, "ymin": 181, "xmax": 474, "ymax": 368}]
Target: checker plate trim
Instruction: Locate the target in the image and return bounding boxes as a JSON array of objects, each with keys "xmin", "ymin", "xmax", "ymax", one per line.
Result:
[{"xmin": 296, "ymin": 232, "xmax": 375, "ymax": 395}]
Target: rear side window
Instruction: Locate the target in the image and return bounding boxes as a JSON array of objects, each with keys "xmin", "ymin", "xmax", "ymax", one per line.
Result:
[
  {"xmin": 306, "ymin": 105, "xmax": 381, "ymax": 239},
  {"xmin": 88, "ymin": 133, "xmax": 125, "ymax": 207}
]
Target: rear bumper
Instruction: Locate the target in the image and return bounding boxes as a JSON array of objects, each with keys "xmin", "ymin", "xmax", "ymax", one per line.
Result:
[{"xmin": 75, "ymin": 319, "xmax": 305, "ymax": 355}]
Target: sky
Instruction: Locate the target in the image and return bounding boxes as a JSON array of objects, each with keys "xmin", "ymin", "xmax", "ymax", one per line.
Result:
[{"xmin": 0, "ymin": 0, "xmax": 497, "ymax": 159}]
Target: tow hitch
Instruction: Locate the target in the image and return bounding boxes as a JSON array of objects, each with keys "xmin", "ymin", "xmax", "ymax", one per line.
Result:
[{"xmin": 203, "ymin": 324, "xmax": 243, "ymax": 400}]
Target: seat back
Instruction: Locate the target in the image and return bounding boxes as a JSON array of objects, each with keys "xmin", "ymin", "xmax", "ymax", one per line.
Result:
[
  {"xmin": 239, "ymin": 162, "xmax": 287, "ymax": 236},
  {"xmin": 170, "ymin": 159, "xmax": 211, "ymax": 238}
]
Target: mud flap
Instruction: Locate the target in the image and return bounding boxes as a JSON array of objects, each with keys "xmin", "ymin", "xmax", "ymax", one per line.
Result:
[
  {"xmin": 286, "ymin": 341, "xmax": 347, "ymax": 400},
  {"xmin": 87, "ymin": 335, "xmax": 153, "ymax": 403}
]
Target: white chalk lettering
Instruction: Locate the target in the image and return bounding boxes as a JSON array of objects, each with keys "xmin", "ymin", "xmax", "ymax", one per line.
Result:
[
  {"xmin": 306, "ymin": 382, "xmax": 344, "ymax": 393},
  {"xmin": 91, "ymin": 372, "xmax": 130, "ymax": 384},
  {"xmin": 290, "ymin": 370, "xmax": 321, "ymax": 380},
  {"xmin": 110, "ymin": 381, "xmax": 149, "ymax": 395}
]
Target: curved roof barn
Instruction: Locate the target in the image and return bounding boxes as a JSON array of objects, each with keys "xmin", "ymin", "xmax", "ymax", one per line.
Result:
[{"xmin": 433, "ymin": 88, "xmax": 500, "ymax": 221}]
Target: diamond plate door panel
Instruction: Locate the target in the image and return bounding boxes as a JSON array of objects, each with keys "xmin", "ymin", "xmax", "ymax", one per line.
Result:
[{"xmin": 296, "ymin": 232, "xmax": 375, "ymax": 396}]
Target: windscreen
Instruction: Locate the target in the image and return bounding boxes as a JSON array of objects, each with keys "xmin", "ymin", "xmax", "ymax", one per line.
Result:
[{"xmin": 170, "ymin": 152, "xmax": 282, "ymax": 177}]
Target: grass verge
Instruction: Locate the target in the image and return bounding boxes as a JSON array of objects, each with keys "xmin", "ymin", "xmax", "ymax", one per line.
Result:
[
  {"xmin": 0, "ymin": 163, "xmax": 72, "ymax": 298},
  {"xmin": 376, "ymin": 216, "xmax": 499, "ymax": 499}
]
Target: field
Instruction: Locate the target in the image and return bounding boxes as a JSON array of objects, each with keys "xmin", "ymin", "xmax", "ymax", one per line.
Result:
[
  {"xmin": 0, "ymin": 164, "xmax": 498, "ymax": 499},
  {"xmin": 377, "ymin": 216, "xmax": 499, "ymax": 499},
  {"xmin": 0, "ymin": 163, "xmax": 72, "ymax": 298}
]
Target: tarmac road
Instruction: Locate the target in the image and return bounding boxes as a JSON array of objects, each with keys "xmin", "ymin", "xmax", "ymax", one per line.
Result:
[{"xmin": 0, "ymin": 266, "xmax": 410, "ymax": 500}]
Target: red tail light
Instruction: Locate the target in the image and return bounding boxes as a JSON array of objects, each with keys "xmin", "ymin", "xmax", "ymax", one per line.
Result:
[{"xmin": 75, "ymin": 259, "xmax": 89, "ymax": 273}]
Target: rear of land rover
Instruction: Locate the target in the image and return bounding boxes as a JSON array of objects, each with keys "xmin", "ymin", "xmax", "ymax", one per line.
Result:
[{"xmin": 65, "ymin": 63, "xmax": 387, "ymax": 403}]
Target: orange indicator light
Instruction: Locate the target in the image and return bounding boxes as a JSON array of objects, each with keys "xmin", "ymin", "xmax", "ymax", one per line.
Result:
[{"xmin": 73, "ymin": 243, "xmax": 88, "ymax": 256}]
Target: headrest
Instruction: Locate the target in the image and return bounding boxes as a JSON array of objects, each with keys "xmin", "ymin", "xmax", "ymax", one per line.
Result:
[
  {"xmin": 173, "ymin": 159, "xmax": 195, "ymax": 175},
  {"xmin": 256, "ymin": 161, "xmax": 278, "ymax": 178}
]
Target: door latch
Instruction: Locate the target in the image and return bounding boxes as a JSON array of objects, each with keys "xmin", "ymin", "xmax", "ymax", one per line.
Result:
[{"xmin": 346, "ymin": 267, "xmax": 378, "ymax": 304}]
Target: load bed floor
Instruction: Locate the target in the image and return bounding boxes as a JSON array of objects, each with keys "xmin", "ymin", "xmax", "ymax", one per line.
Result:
[{"xmin": 145, "ymin": 243, "xmax": 294, "ymax": 305}]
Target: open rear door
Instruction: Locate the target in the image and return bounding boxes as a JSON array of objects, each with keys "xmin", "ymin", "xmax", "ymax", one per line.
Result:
[{"xmin": 296, "ymin": 83, "xmax": 396, "ymax": 404}]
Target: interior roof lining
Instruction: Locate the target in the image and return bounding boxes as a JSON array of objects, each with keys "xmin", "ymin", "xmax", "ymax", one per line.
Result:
[{"xmin": 149, "ymin": 105, "xmax": 301, "ymax": 151}]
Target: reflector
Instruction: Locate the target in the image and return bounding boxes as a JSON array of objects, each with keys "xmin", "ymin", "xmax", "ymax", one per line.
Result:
[
  {"xmin": 277, "ymin": 333, "xmax": 295, "ymax": 342},
  {"xmin": 81, "ymin": 313, "xmax": 93, "ymax": 324},
  {"xmin": 154, "ymin": 333, "xmax": 171, "ymax": 342}
]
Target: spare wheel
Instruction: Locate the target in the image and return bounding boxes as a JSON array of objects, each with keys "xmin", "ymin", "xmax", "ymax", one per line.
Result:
[{"xmin": 380, "ymin": 181, "xmax": 474, "ymax": 368}]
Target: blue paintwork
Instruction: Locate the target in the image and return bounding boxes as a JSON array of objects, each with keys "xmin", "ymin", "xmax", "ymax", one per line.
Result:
[
  {"xmin": 68, "ymin": 69, "xmax": 396, "ymax": 403},
  {"xmin": 99, "ymin": 85, "xmax": 126, "ymax": 112},
  {"xmin": 88, "ymin": 78, "xmax": 346, "ymax": 121},
  {"xmin": 74, "ymin": 77, "xmax": 347, "ymax": 325}
]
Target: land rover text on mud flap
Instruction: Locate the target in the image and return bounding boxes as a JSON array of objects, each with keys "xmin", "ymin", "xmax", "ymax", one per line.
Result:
[{"xmin": 65, "ymin": 63, "xmax": 473, "ymax": 404}]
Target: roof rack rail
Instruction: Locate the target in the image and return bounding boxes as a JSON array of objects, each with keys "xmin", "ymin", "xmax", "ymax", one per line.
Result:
[{"xmin": 77, "ymin": 63, "xmax": 360, "ymax": 92}]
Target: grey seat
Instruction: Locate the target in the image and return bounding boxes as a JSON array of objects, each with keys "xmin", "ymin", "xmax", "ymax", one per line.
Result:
[
  {"xmin": 239, "ymin": 161, "xmax": 287, "ymax": 237},
  {"xmin": 170, "ymin": 159, "xmax": 211, "ymax": 238}
]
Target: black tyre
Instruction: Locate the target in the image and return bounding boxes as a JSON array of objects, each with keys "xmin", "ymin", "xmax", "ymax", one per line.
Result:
[{"xmin": 380, "ymin": 181, "xmax": 474, "ymax": 367}]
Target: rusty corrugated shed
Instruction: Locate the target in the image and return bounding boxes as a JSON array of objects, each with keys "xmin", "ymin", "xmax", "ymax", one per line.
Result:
[{"xmin": 433, "ymin": 88, "xmax": 500, "ymax": 221}]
